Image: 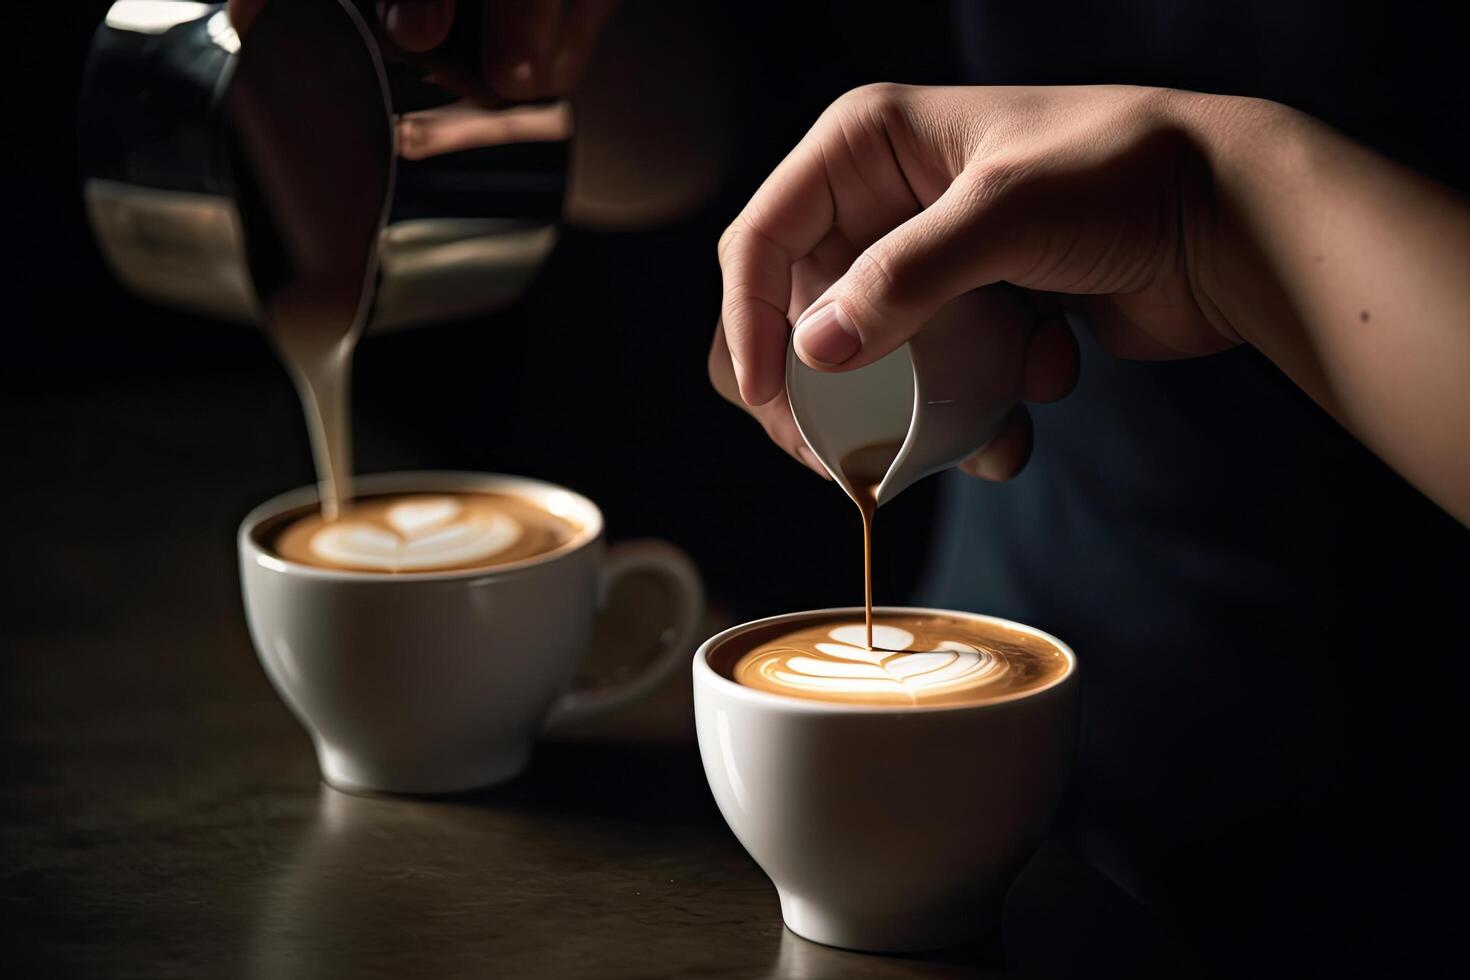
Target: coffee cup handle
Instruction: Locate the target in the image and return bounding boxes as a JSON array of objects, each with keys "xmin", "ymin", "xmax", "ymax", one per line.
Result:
[{"xmin": 543, "ymin": 540, "xmax": 704, "ymax": 731}]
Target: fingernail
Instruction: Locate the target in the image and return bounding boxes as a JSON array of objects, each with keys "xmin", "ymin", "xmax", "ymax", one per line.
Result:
[
  {"xmin": 797, "ymin": 446, "xmax": 831, "ymax": 478},
  {"xmin": 794, "ymin": 304, "xmax": 860, "ymax": 366}
]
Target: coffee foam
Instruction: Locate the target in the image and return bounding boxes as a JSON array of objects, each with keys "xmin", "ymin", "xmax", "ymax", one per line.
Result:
[
  {"xmin": 311, "ymin": 496, "xmax": 521, "ymax": 571},
  {"xmin": 264, "ymin": 491, "xmax": 576, "ymax": 573},
  {"xmin": 723, "ymin": 614, "xmax": 1068, "ymax": 707}
]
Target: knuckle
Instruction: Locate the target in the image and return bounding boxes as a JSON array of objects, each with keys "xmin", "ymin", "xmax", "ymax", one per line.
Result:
[
  {"xmin": 716, "ymin": 221, "xmax": 742, "ymax": 265},
  {"xmin": 846, "ymin": 81, "xmax": 908, "ymax": 111},
  {"xmin": 851, "ymin": 245, "xmax": 920, "ymax": 314},
  {"xmin": 964, "ymin": 155, "xmax": 1027, "ymax": 204},
  {"xmin": 827, "ymin": 82, "xmax": 912, "ymax": 127}
]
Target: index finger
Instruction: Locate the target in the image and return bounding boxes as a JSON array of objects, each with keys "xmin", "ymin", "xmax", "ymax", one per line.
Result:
[{"xmin": 718, "ymin": 137, "xmax": 834, "ymax": 406}]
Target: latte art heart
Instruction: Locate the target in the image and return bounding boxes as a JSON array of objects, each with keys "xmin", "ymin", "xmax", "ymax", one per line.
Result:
[
  {"xmin": 265, "ymin": 490, "xmax": 580, "ymax": 574},
  {"xmin": 384, "ymin": 498, "xmax": 462, "ymax": 537},
  {"xmin": 310, "ymin": 496, "xmax": 523, "ymax": 571},
  {"xmin": 756, "ymin": 624, "xmax": 1007, "ymax": 699},
  {"xmin": 727, "ymin": 614, "xmax": 1069, "ymax": 707}
]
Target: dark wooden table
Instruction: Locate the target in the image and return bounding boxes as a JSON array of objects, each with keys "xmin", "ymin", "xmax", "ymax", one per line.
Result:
[{"xmin": 0, "ymin": 389, "xmax": 1166, "ymax": 979}]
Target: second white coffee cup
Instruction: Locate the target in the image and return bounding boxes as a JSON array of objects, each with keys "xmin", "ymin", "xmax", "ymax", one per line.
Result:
[
  {"xmin": 694, "ymin": 607, "xmax": 1078, "ymax": 952},
  {"xmin": 240, "ymin": 471, "xmax": 703, "ymax": 794}
]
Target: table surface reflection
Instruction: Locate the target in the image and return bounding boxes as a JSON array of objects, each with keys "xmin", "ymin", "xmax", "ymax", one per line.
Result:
[
  {"xmin": 0, "ymin": 648, "xmax": 1012, "ymax": 978},
  {"xmin": 0, "ymin": 514, "xmax": 1018, "ymax": 979}
]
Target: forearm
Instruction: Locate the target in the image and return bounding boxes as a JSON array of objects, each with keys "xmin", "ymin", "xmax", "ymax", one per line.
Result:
[{"xmin": 1179, "ymin": 92, "xmax": 1470, "ymax": 524}]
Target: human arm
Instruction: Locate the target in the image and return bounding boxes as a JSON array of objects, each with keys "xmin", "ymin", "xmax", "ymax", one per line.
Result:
[{"xmin": 709, "ymin": 85, "xmax": 1470, "ymax": 522}]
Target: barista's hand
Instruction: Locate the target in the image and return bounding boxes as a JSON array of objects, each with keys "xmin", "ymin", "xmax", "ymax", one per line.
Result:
[
  {"xmin": 229, "ymin": 0, "xmax": 617, "ymax": 101},
  {"xmin": 710, "ymin": 84, "xmax": 1238, "ymax": 481}
]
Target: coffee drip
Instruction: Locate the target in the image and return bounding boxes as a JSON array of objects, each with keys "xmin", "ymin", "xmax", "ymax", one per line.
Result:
[
  {"xmin": 838, "ymin": 440, "xmax": 904, "ymax": 650},
  {"xmin": 785, "ymin": 292, "xmax": 1034, "ymax": 663},
  {"xmin": 792, "ymin": 441, "xmax": 1066, "ymax": 707}
]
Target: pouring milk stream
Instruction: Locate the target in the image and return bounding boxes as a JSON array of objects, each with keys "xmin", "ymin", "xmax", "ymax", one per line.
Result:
[
  {"xmin": 786, "ymin": 286, "xmax": 1033, "ymax": 650},
  {"xmin": 224, "ymin": 0, "xmax": 394, "ymax": 520}
]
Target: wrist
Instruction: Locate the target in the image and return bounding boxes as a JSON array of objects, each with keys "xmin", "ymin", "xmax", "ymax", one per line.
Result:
[{"xmin": 1157, "ymin": 90, "xmax": 1306, "ymax": 347}]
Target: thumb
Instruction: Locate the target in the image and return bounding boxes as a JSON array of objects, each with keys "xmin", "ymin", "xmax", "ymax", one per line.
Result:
[{"xmin": 792, "ymin": 173, "xmax": 994, "ymax": 372}]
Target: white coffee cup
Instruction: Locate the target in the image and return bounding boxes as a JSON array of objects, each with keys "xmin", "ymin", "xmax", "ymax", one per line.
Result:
[
  {"xmin": 240, "ymin": 471, "xmax": 703, "ymax": 794},
  {"xmin": 694, "ymin": 606, "xmax": 1078, "ymax": 953}
]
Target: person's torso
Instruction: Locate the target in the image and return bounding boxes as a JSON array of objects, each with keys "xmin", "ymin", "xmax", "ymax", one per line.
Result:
[{"xmin": 931, "ymin": 3, "xmax": 1469, "ymax": 974}]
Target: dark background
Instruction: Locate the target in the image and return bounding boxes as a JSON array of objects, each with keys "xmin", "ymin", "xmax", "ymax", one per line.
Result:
[
  {"xmin": 2, "ymin": 2, "xmax": 962, "ymax": 636},
  {"xmin": 3, "ymin": 2, "xmax": 1467, "ymax": 978},
  {"xmin": 7, "ymin": 0, "xmax": 1463, "ymax": 623}
]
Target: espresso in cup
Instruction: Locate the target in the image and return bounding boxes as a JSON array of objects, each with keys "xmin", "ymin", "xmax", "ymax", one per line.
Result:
[
  {"xmin": 720, "ymin": 612, "xmax": 1070, "ymax": 707},
  {"xmin": 260, "ymin": 492, "xmax": 578, "ymax": 573}
]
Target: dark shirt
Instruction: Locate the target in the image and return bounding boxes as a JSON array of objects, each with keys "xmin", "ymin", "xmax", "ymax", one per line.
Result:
[{"xmin": 927, "ymin": 2, "xmax": 1468, "ymax": 976}]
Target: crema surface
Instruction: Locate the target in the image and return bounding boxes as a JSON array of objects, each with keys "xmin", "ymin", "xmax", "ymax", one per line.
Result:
[
  {"xmin": 723, "ymin": 614, "xmax": 1068, "ymax": 706},
  {"xmin": 263, "ymin": 492, "xmax": 577, "ymax": 573}
]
